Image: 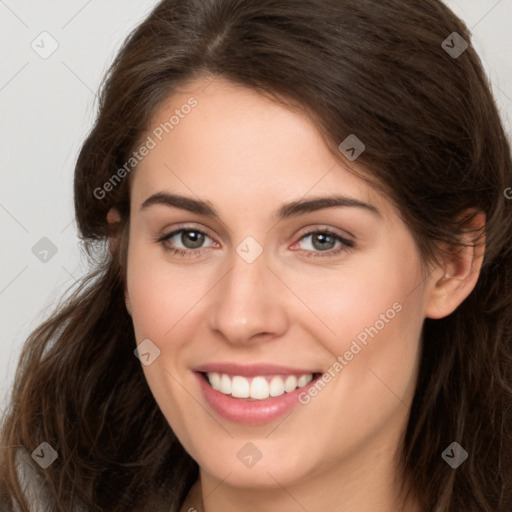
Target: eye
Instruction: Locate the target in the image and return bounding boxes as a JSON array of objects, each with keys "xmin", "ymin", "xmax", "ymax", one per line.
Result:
[
  {"xmin": 293, "ymin": 229, "xmax": 354, "ymax": 258},
  {"xmin": 156, "ymin": 227, "xmax": 217, "ymax": 257},
  {"xmin": 155, "ymin": 226, "xmax": 354, "ymax": 259}
]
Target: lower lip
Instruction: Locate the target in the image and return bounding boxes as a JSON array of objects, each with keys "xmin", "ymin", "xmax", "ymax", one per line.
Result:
[{"xmin": 195, "ymin": 372, "xmax": 319, "ymax": 425}]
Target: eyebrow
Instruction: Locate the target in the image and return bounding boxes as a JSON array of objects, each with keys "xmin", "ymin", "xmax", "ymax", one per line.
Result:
[{"xmin": 140, "ymin": 192, "xmax": 381, "ymax": 221}]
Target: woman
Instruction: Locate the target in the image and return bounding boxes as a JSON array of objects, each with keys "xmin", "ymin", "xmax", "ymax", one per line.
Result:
[{"xmin": 1, "ymin": 0, "xmax": 511, "ymax": 511}]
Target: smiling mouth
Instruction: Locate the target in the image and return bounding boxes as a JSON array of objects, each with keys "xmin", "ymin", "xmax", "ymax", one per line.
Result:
[{"xmin": 199, "ymin": 371, "xmax": 322, "ymax": 401}]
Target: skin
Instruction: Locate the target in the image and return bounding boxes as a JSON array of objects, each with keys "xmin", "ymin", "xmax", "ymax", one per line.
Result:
[{"xmin": 109, "ymin": 75, "xmax": 484, "ymax": 512}]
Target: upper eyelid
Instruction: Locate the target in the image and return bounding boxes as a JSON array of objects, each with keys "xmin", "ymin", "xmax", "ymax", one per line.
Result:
[
  {"xmin": 161, "ymin": 224, "xmax": 215, "ymax": 241},
  {"xmin": 297, "ymin": 225, "xmax": 353, "ymax": 241}
]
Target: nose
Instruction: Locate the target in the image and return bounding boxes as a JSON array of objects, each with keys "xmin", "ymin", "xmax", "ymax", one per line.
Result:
[{"xmin": 208, "ymin": 245, "xmax": 289, "ymax": 345}]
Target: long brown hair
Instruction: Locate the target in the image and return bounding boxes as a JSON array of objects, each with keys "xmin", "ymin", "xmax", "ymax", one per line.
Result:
[{"xmin": 1, "ymin": 0, "xmax": 511, "ymax": 510}]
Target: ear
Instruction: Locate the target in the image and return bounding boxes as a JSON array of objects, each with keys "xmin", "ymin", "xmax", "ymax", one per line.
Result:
[
  {"xmin": 106, "ymin": 208, "xmax": 121, "ymax": 254},
  {"xmin": 106, "ymin": 208, "xmax": 132, "ymax": 316},
  {"xmin": 125, "ymin": 293, "xmax": 132, "ymax": 316},
  {"xmin": 425, "ymin": 211, "xmax": 486, "ymax": 319}
]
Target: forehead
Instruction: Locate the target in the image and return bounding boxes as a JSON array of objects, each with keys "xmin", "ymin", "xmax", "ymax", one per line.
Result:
[{"xmin": 130, "ymin": 76, "xmax": 393, "ymax": 220}]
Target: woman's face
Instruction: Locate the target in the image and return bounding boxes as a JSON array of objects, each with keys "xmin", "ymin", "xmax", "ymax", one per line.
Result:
[{"xmin": 124, "ymin": 76, "xmax": 436, "ymax": 492}]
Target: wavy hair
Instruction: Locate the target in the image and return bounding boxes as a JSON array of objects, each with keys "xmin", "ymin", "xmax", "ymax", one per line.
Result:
[{"xmin": 1, "ymin": 0, "xmax": 511, "ymax": 510}]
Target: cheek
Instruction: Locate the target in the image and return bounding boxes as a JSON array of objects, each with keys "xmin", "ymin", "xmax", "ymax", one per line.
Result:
[
  {"xmin": 295, "ymin": 242, "xmax": 425, "ymax": 414},
  {"xmin": 295, "ymin": 244, "xmax": 423, "ymax": 355},
  {"xmin": 126, "ymin": 242, "xmax": 210, "ymax": 340},
  {"xmin": 125, "ymin": 242, "xmax": 209, "ymax": 446}
]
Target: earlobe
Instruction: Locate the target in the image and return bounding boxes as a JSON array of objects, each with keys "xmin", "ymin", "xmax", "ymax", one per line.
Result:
[
  {"xmin": 125, "ymin": 293, "xmax": 132, "ymax": 316},
  {"xmin": 425, "ymin": 212, "xmax": 486, "ymax": 320},
  {"xmin": 107, "ymin": 208, "xmax": 121, "ymax": 254}
]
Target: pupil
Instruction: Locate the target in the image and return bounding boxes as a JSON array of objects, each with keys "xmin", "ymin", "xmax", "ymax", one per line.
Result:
[
  {"xmin": 182, "ymin": 230, "xmax": 204, "ymax": 249},
  {"xmin": 313, "ymin": 233, "xmax": 334, "ymax": 251}
]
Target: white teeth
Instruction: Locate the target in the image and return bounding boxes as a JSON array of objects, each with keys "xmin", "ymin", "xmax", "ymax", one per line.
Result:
[
  {"xmin": 220, "ymin": 374, "xmax": 232, "ymax": 395},
  {"xmin": 209, "ymin": 372, "xmax": 221, "ymax": 391},
  {"xmin": 250, "ymin": 377, "xmax": 269, "ymax": 399},
  {"xmin": 231, "ymin": 376, "xmax": 250, "ymax": 398},
  {"xmin": 269, "ymin": 376, "xmax": 285, "ymax": 397},
  {"xmin": 297, "ymin": 374, "xmax": 312, "ymax": 387},
  {"xmin": 206, "ymin": 372, "xmax": 314, "ymax": 400},
  {"xmin": 284, "ymin": 375, "xmax": 297, "ymax": 392}
]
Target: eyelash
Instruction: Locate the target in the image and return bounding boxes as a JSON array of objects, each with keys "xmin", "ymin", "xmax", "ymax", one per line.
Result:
[{"xmin": 156, "ymin": 226, "xmax": 354, "ymax": 259}]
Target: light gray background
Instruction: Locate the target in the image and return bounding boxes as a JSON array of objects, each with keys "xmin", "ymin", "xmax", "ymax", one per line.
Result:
[{"xmin": 1, "ymin": 0, "xmax": 511, "ymax": 412}]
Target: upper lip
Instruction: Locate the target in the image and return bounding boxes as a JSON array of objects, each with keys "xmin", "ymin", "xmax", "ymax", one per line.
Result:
[{"xmin": 194, "ymin": 363, "xmax": 321, "ymax": 377}]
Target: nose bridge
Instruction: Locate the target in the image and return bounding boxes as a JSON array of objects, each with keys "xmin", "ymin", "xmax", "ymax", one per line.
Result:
[
  {"xmin": 228, "ymin": 255, "xmax": 263, "ymax": 305},
  {"xmin": 209, "ymin": 241, "xmax": 287, "ymax": 343}
]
